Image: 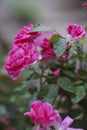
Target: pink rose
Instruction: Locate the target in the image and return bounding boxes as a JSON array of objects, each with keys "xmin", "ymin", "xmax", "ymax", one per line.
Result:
[
  {"xmin": 67, "ymin": 24, "xmax": 86, "ymax": 41},
  {"xmin": 5, "ymin": 43, "xmax": 41, "ymax": 79},
  {"xmin": 34, "ymin": 31, "xmax": 55, "ymax": 52},
  {"xmin": 24, "ymin": 100, "xmax": 61, "ymax": 127},
  {"xmin": 34, "ymin": 31, "xmax": 56, "ymax": 61},
  {"xmin": 40, "ymin": 38, "xmax": 55, "ymax": 62},
  {"xmin": 14, "ymin": 23, "xmax": 40, "ymax": 44}
]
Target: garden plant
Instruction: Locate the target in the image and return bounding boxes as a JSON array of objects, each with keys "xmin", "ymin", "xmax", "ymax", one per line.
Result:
[{"xmin": 4, "ymin": 23, "xmax": 87, "ymax": 130}]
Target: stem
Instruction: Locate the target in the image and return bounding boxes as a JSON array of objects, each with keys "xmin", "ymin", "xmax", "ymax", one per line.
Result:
[
  {"xmin": 40, "ymin": 63, "xmax": 44, "ymax": 88},
  {"xmin": 44, "ymin": 127, "xmax": 50, "ymax": 130},
  {"xmin": 29, "ymin": 66, "xmax": 39, "ymax": 75},
  {"xmin": 36, "ymin": 124, "xmax": 40, "ymax": 130}
]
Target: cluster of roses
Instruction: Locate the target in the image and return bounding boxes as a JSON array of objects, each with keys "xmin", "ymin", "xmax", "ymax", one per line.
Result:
[
  {"xmin": 5, "ymin": 23, "xmax": 86, "ymax": 80},
  {"xmin": 24, "ymin": 100, "xmax": 83, "ymax": 130}
]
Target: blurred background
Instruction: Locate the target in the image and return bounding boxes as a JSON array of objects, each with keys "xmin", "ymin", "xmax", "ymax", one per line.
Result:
[{"xmin": 0, "ymin": 0, "xmax": 87, "ymax": 129}]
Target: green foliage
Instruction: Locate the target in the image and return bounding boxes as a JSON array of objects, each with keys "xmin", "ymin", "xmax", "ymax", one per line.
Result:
[
  {"xmin": 57, "ymin": 77, "xmax": 75, "ymax": 93},
  {"xmin": 31, "ymin": 24, "xmax": 54, "ymax": 32},
  {"xmin": 63, "ymin": 70, "xmax": 77, "ymax": 79},
  {"xmin": 53, "ymin": 38, "xmax": 67, "ymax": 57},
  {"xmin": 1, "ymin": 23, "xmax": 87, "ymax": 129},
  {"xmin": 37, "ymin": 84, "xmax": 58, "ymax": 104},
  {"xmin": 50, "ymin": 34, "xmax": 63, "ymax": 46},
  {"xmin": 71, "ymin": 86, "xmax": 86, "ymax": 104},
  {"xmin": 26, "ymin": 128, "xmax": 32, "ymax": 130},
  {"xmin": 84, "ymin": 83, "xmax": 87, "ymax": 90}
]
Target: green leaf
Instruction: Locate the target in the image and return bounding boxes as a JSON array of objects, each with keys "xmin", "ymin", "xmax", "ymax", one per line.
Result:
[
  {"xmin": 74, "ymin": 80, "xmax": 83, "ymax": 86},
  {"xmin": 50, "ymin": 34, "xmax": 63, "ymax": 46},
  {"xmin": 53, "ymin": 38, "xmax": 67, "ymax": 57},
  {"xmin": 84, "ymin": 83, "xmax": 87, "ymax": 90},
  {"xmin": 28, "ymin": 94, "xmax": 37, "ymax": 108},
  {"xmin": 31, "ymin": 24, "xmax": 54, "ymax": 32},
  {"xmin": 37, "ymin": 84, "xmax": 58, "ymax": 104},
  {"xmin": 68, "ymin": 109, "xmax": 83, "ymax": 119},
  {"xmin": 71, "ymin": 86, "xmax": 86, "ymax": 104},
  {"xmin": 77, "ymin": 71, "xmax": 87, "ymax": 80},
  {"xmin": 57, "ymin": 77, "xmax": 75, "ymax": 93},
  {"xmin": 46, "ymin": 75, "xmax": 56, "ymax": 84},
  {"xmin": 26, "ymin": 128, "xmax": 33, "ymax": 130},
  {"xmin": 63, "ymin": 70, "xmax": 77, "ymax": 79},
  {"xmin": 17, "ymin": 125, "xmax": 26, "ymax": 130}
]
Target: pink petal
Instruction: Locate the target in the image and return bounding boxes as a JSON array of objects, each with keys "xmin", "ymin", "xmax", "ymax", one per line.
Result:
[
  {"xmin": 62, "ymin": 116, "xmax": 73, "ymax": 128},
  {"xmin": 67, "ymin": 128, "xmax": 84, "ymax": 130}
]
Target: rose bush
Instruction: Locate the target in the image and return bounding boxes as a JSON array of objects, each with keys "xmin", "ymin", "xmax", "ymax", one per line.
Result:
[{"xmin": 4, "ymin": 23, "xmax": 87, "ymax": 130}]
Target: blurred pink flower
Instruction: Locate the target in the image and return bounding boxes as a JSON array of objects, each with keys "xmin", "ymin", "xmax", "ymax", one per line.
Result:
[
  {"xmin": 24, "ymin": 100, "xmax": 61, "ymax": 127},
  {"xmin": 5, "ymin": 43, "xmax": 41, "ymax": 79},
  {"xmin": 6, "ymin": 126, "xmax": 16, "ymax": 130},
  {"xmin": 74, "ymin": 68, "xmax": 79, "ymax": 74},
  {"xmin": 0, "ymin": 117, "xmax": 16, "ymax": 130},
  {"xmin": 67, "ymin": 24, "xmax": 86, "ymax": 41},
  {"xmin": 54, "ymin": 116, "xmax": 84, "ymax": 130},
  {"xmin": 0, "ymin": 117, "xmax": 9, "ymax": 126},
  {"xmin": 82, "ymin": 2, "xmax": 87, "ymax": 9},
  {"xmin": 52, "ymin": 69, "xmax": 60, "ymax": 77},
  {"xmin": 59, "ymin": 53, "xmax": 71, "ymax": 60},
  {"xmin": 60, "ymin": 54, "xmax": 68, "ymax": 60}
]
